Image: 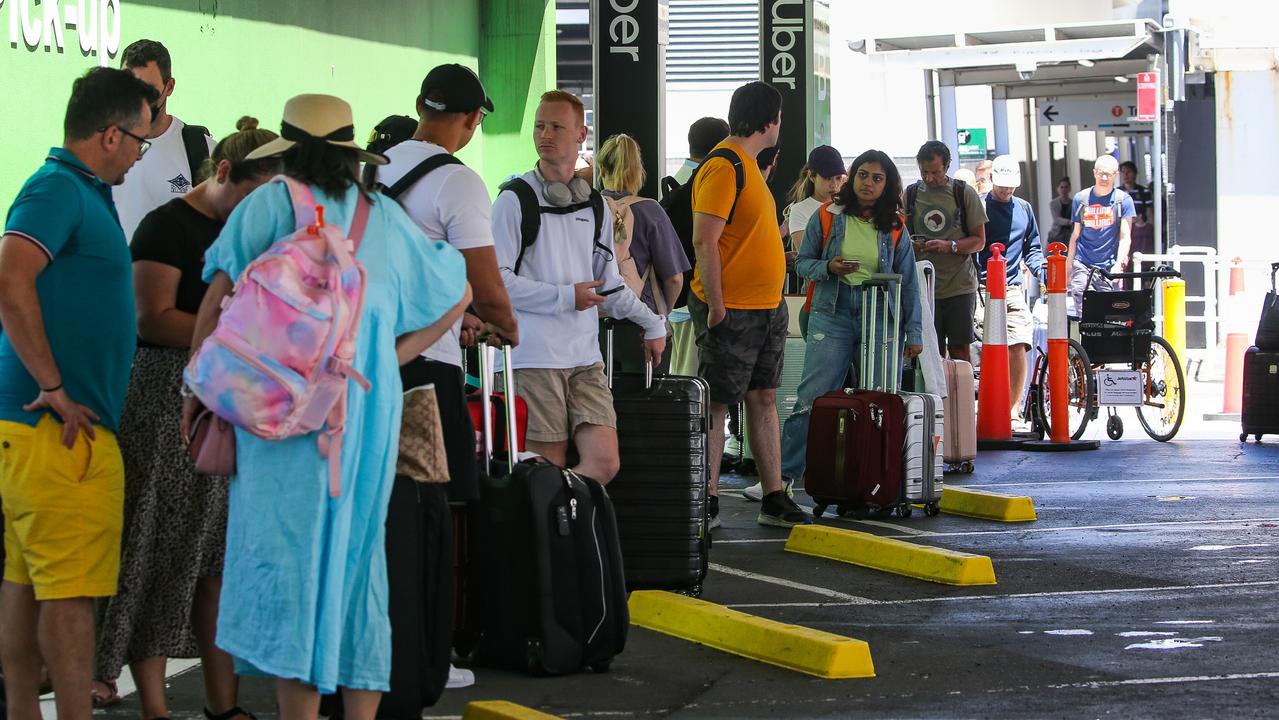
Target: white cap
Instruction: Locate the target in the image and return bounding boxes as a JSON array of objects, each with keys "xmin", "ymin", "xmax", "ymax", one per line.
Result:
[{"xmin": 992, "ymin": 155, "xmax": 1021, "ymax": 188}]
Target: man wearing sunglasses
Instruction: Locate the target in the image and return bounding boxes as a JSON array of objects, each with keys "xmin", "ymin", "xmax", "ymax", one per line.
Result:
[
  {"xmin": 0, "ymin": 67, "xmax": 158, "ymax": 720},
  {"xmin": 1065, "ymin": 154, "xmax": 1136, "ymax": 312},
  {"xmin": 112, "ymin": 39, "xmax": 214, "ymax": 243}
]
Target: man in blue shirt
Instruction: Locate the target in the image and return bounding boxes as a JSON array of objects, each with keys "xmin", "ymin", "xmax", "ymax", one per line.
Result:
[
  {"xmin": 1066, "ymin": 154, "xmax": 1136, "ymax": 313},
  {"xmin": 976, "ymin": 155, "xmax": 1044, "ymax": 422},
  {"xmin": 0, "ymin": 67, "xmax": 156, "ymax": 720}
]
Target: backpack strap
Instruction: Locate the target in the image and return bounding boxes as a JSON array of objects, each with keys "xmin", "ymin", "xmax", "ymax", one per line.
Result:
[
  {"xmin": 803, "ymin": 201, "xmax": 839, "ymax": 313},
  {"xmin": 278, "ymin": 175, "xmax": 318, "ymax": 230},
  {"xmin": 181, "ymin": 124, "xmax": 212, "ymax": 182},
  {"xmin": 905, "ymin": 181, "xmax": 920, "ymax": 235},
  {"xmin": 660, "ymin": 175, "xmax": 681, "ymax": 198},
  {"xmin": 501, "ymin": 178, "xmax": 542, "ymax": 276},
  {"xmin": 590, "ymin": 189, "xmax": 610, "ymax": 259},
  {"xmin": 697, "ymin": 147, "xmax": 746, "ymax": 224},
  {"xmin": 381, "ymin": 153, "xmax": 463, "ymax": 200},
  {"xmin": 952, "ymin": 178, "xmax": 970, "ymax": 237},
  {"xmin": 892, "ymin": 210, "xmax": 906, "ymax": 247}
]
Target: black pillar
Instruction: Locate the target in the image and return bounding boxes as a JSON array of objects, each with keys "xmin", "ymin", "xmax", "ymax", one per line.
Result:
[
  {"xmin": 760, "ymin": 0, "xmax": 812, "ymax": 213},
  {"xmin": 593, "ymin": 0, "xmax": 668, "ymax": 199}
]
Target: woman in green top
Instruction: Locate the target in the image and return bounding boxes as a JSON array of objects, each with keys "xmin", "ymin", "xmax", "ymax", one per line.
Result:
[{"xmin": 779, "ymin": 150, "xmax": 925, "ymax": 485}]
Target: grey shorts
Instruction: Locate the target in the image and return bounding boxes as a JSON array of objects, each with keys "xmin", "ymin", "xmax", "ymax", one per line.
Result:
[{"xmin": 687, "ymin": 294, "xmax": 789, "ymax": 406}]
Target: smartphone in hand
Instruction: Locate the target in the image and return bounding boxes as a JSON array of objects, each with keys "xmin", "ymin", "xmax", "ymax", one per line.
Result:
[
  {"xmin": 841, "ymin": 260, "xmax": 860, "ymax": 271},
  {"xmin": 596, "ymin": 285, "xmax": 625, "ymax": 297}
]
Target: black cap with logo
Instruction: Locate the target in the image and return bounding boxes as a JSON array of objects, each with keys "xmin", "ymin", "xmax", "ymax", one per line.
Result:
[{"xmin": 419, "ymin": 64, "xmax": 495, "ymax": 115}]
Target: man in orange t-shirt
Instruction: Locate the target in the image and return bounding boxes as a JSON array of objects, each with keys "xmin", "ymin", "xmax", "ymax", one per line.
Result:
[{"xmin": 688, "ymin": 81, "xmax": 810, "ymax": 530}]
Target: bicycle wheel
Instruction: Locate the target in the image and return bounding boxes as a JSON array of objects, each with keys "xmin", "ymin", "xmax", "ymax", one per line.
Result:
[
  {"xmin": 1034, "ymin": 338, "xmax": 1094, "ymax": 440},
  {"xmin": 1136, "ymin": 335, "xmax": 1185, "ymax": 442}
]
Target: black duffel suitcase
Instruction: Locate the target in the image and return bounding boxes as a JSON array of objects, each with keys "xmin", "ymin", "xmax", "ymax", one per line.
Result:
[{"xmin": 1241, "ymin": 346, "xmax": 1279, "ymax": 443}]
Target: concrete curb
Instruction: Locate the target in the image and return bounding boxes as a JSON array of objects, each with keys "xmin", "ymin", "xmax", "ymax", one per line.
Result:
[
  {"xmin": 628, "ymin": 590, "xmax": 876, "ymax": 679},
  {"xmin": 785, "ymin": 525, "xmax": 997, "ymax": 586},
  {"xmin": 940, "ymin": 486, "xmax": 1038, "ymax": 522}
]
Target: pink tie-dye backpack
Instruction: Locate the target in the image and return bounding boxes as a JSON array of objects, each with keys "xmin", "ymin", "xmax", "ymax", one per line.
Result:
[{"xmin": 184, "ymin": 176, "xmax": 372, "ymax": 496}]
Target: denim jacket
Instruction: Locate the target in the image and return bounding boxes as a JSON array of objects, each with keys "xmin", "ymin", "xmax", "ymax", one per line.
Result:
[{"xmin": 795, "ymin": 203, "xmax": 925, "ymax": 347}]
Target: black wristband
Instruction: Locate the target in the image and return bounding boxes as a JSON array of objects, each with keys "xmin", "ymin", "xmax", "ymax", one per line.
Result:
[{"xmin": 41, "ymin": 383, "xmax": 63, "ymax": 393}]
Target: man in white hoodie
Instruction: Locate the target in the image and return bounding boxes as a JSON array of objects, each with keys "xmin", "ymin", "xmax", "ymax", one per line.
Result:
[{"xmin": 492, "ymin": 90, "xmax": 666, "ymax": 483}]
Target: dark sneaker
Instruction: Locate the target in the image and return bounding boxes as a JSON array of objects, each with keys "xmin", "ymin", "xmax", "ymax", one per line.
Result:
[
  {"xmin": 757, "ymin": 490, "xmax": 813, "ymax": 528},
  {"xmin": 708, "ymin": 494, "xmax": 721, "ymax": 530}
]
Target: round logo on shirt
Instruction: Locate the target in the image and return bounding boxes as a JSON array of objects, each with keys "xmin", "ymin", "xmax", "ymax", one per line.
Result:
[{"xmin": 923, "ymin": 208, "xmax": 948, "ymax": 235}]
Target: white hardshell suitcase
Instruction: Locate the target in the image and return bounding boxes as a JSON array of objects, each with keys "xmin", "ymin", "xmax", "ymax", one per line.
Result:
[{"xmin": 900, "ymin": 391, "xmax": 944, "ymax": 516}]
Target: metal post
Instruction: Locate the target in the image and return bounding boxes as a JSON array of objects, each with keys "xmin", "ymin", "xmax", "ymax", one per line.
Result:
[
  {"xmin": 992, "ymin": 86, "xmax": 1010, "ymax": 155},
  {"xmin": 1152, "ymin": 55, "xmax": 1164, "ymax": 255},
  {"xmin": 939, "ymin": 72, "xmax": 959, "ymax": 170},
  {"xmin": 1066, "ymin": 125, "xmax": 1081, "ymax": 188},
  {"xmin": 1034, "ymin": 102, "xmax": 1054, "ymax": 236},
  {"xmin": 924, "ymin": 70, "xmax": 938, "ymax": 141}
]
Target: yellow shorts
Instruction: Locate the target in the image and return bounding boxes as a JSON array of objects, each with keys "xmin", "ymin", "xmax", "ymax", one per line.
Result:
[{"xmin": 0, "ymin": 414, "xmax": 124, "ymax": 600}]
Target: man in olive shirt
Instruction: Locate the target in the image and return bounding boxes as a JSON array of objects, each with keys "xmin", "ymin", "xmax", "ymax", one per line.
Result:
[{"xmin": 905, "ymin": 140, "xmax": 988, "ymax": 362}]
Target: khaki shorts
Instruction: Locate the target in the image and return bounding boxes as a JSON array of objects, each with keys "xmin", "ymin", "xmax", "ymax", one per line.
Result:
[
  {"xmin": 0, "ymin": 414, "xmax": 124, "ymax": 600},
  {"xmin": 976, "ymin": 284, "xmax": 1034, "ymax": 349},
  {"xmin": 513, "ymin": 363, "xmax": 617, "ymax": 443}
]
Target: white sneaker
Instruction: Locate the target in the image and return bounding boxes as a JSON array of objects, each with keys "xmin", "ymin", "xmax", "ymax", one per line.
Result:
[
  {"xmin": 742, "ymin": 478, "xmax": 794, "ymax": 502},
  {"xmin": 446, "ymin": 664, "xmax": 475, "ymax": 689}
]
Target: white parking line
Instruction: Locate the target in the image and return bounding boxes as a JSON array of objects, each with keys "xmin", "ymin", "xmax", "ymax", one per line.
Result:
[
  {"xmin": 1045, "ymin": 671, "xmax": 1279, "ymax": 690},
  {"xmin": 708, "ymin": 562, "xmax": 876, "ymax": 604},
  {"xmin": 725, "ymin": 579, "xmax": 1279, "ymax": 609},
  {"xmin": 967, "ymin": 475, "xmax": 1279, "ymax": 489}
]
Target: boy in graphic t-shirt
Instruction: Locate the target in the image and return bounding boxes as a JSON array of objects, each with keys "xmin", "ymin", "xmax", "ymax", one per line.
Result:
[{"xmin": 1066, "ymin": 154, "xmax": 1136, "ymax": 313}]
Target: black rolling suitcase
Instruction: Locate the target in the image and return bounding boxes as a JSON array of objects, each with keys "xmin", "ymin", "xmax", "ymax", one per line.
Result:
[
  {"xmin": 474, "ymin": 345, "xmax": 629, "ymax": 675},
  {"xmin": 1241, "ymin": 346, "xmax": 1279, "ymax": 443},
  {"xmin": 603, "ymin": 319, "xmax": 711, "ymax": 596}
]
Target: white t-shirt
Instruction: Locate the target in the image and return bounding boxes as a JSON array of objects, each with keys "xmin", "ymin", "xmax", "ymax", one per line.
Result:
[
  {"xmin": 786, "ymin": 196, "xmax": 823, "ymax": 239},
  {"xmin": 113, "ymin": 116, "xmax": 213, "ymax": 242},
  {"xmin": 376, "ymin": 140, "xmax": 493, "ymax": 368}
]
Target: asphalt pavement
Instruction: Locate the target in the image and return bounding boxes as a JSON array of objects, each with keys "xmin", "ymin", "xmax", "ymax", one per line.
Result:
[{"xmin": 90, "ymin": 381, "xmax": 1278, "ymax": 719}]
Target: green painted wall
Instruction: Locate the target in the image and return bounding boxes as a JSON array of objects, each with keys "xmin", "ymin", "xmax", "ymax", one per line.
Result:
[{"xmin": 1, "ymin": 0, "xmax": 556, "ymax": 212}]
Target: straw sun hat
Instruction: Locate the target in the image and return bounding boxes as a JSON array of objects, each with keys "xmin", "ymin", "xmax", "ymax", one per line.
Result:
[{"xmin": 246, "ymin": 93, "xmax": 388, "ymax": 165}]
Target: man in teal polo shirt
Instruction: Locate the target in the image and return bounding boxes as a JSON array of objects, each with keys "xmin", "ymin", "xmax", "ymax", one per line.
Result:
[{"xmin": 0, "ymin": 67, "xmax": 157, "ymax": 720}]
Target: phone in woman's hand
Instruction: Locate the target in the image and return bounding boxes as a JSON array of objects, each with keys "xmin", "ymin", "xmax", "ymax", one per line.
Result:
[{"xmin": 841, "ymin": 260, "xmax": 860, "ymax": 271}]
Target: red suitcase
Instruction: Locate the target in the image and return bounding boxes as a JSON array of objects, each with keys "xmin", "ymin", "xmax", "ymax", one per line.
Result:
[{"xmin": 807, "ymin": 274, "xmax": 907, "ymax": 518}]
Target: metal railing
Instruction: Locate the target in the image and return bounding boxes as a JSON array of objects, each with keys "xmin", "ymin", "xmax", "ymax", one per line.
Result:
[{"xmin": 1132, "ymin": 245, "xmax": 1218, "ymax": 352}]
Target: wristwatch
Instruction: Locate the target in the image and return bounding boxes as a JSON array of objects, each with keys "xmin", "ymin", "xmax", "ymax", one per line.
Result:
[{"xmin": 950, "ymin": 240, "xmax": 958, "ymax": 254}]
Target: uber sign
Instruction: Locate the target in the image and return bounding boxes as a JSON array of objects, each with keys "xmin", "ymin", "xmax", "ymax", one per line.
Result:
[
  {"xmin": 760, "ymin": 0, "xmax": 813, "ymax": 215},
  {"xmin": 594, "ymin": 0, "xmax": 669, "ymax": 199}
]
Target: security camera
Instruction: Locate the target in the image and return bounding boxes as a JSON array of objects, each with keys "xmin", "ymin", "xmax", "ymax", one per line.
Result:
[
  {"xmin": 1015, "ymin": 61, "xmax": 1036, "ymax": 80},
  {"xmin": 847, "ymin": 38, "xmax": 867, "ymax": 53}
]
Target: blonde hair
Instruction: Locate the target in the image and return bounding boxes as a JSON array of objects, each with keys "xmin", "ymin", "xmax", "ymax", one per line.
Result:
[
  {"xmin": 196, "ymin": 116, "xmax": 280, "ymax": 184},
  {"xmin": 596, "ymin": 133, "xmax": 645, "ymax": 194},
  {"xmin": 786, "ymin": 164, "xmax": 818, "ymax": 205}
]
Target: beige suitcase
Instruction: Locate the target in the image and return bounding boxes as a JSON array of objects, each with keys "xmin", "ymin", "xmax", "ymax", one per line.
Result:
[{"xmin": 943, "ymin": 358, "xmax": 977, "ymax": 473}]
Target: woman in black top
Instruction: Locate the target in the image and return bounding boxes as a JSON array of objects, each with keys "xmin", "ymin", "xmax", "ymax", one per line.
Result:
[{"xmin": 95, "ymin": 118, "xmax": 280, "ymax": 720}]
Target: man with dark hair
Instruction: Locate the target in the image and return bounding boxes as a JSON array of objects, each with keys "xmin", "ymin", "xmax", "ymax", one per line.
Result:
[
  {"xmin": 671, "ymin": 116, "xmax": 731, "ymax": 187},
  {"xmin": 689, "ymin": 81, "xmax": 809, "ymax": 529},
  {"xmin": 1119, "ymin": 160, "xmax": 1152, "ymax": 222},
  {"xmin": 0, "ymin": 66, "xmax": 157, "ymax": 720},
  {"xmin": 114, "ymin": 39, "xmax": 213, "ymax": 242},
  {"xmin": 373, "ymin": 63, "xmax": 518, "ymax": 697},
  {"xmin": 906, "ymin": 140, "xmax": 988, "ymax": 363}
]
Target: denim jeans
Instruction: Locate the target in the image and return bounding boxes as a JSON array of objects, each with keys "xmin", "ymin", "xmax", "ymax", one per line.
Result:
[{"xmin": 780, "ymin": 284, "xmax": 864, "ymax": 481}]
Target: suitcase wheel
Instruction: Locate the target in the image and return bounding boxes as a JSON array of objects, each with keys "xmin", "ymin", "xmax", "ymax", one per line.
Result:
[
  {"xmin": 524, "ymin": 640, "xmax": 545, "ymax": 675},
  {"xmin": 812, "ymin": 503, "xmax": 828, "ymax": 519},
  {"xmin": 1240, "ymin": 433, "xmax": 1247, "ymax": 442},
  {"xmin": 925, "ymin": 502, "xmax": 940, "ymax": 517},
  {"xmin": 591, "ymin": 661, "xmax": 612, "ymax": 674},
  {"xmin": 897, "ymin": 504, "xmax": 913, "ymax": 518},
  {"xmin": 961, "ymin": 461, "xmax": 975, "ymax": 474}
]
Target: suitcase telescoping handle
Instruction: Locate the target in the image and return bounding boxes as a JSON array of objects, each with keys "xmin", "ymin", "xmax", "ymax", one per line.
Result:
[
  {"xmin": 1272, "ymin": 262, "xmax": 1278, "ymax": 293},
  {"xmin": 859, "ymin": 273, "xmax": 903, "ymax": 394},
  {"xmin": 601, "ymin": 317, "xmax": 654, "ymax": 390},
  {"xmin": 475, "ymin": 339, "xmax": 520, "ymax": 475}
]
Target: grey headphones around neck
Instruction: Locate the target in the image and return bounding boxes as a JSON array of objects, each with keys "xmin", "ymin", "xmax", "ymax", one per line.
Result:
[{"xmin": 533, "ymin": 165, "xmax": 592, "ymax": 207}]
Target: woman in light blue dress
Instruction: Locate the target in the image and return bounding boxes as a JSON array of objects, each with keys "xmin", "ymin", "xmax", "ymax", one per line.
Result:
[{"xmin": 182, "ymin": 94, "xmax": 469, "ymax": 720}]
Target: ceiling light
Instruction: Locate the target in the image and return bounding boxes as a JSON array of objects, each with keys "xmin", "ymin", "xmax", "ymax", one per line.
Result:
[
  {"xmin": 1114, "ymin": 75, "xmax": 1130, "ymax": 83},
  {"xmin": 1077, "ymin": 59, "xmax": 1095, "ymax": 68}
]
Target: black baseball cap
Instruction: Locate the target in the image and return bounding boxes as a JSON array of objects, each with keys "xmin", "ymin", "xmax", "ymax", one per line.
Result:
[{"xmin": 419, "ymin": 64, "xmax": 494, "ymax": 114}]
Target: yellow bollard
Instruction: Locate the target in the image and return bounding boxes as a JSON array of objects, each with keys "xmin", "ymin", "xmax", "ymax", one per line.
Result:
[{"xmin": 1162, "ymin": 278, "xmax": 1186, "ymax": 367}]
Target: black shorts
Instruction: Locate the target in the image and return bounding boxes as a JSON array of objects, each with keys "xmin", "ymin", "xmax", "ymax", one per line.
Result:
[
  {"xmin": 399, "ymin": 358, "xmax": 478, "ymax": 502},
  {"xmin": 687, "ymin": 293, "xmax": 788, "ymax": 405},
  {"xmin": 934, "ymin": 293, "xmax": 977, "ymax": 349}
]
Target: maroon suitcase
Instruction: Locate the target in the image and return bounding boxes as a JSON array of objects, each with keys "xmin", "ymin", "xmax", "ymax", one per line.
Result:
[{"xmin": 806, "ymin": 274, "xmax": 907, "ymax": 518}]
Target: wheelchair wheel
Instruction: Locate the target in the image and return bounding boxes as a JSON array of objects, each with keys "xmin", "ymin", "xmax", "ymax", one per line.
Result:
[
  {"xmin": 1033, "ymin": 338, "xmax": 1094, "ymax": 440},
  {"xmin": 1136, "ymin": 335, "xmax": 1185, "ymax": 442}
]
